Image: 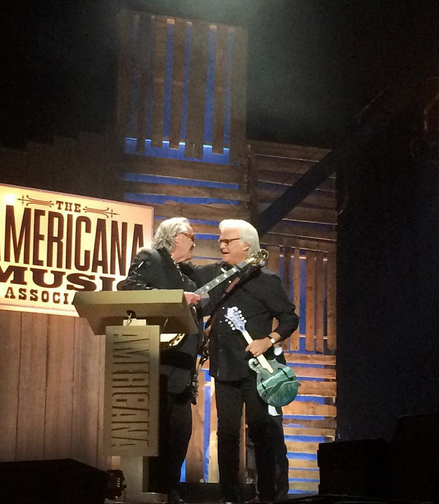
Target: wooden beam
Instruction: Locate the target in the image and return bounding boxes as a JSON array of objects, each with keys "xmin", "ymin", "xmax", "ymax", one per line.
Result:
[
  {"xmin": 284, "ymin": 426, "xmax": 334, "ymax": 437},
  {"xmin": 284, "ymin": 206, "xmax": 337, "ymax": 225},
  {"xmin": 0, "ymin": 311, "xmax": 21, "ymax": 460},
  {"xmin": 265, "ymin": 222, "xmax": 336, "ymax": 242},
  {"xmin": 288, "ymin": 459, "xmax": 319, "ymax": 469},
  {"xmin": 298, "ymin": 381, "xmax": 337, "ymax": 397},
  {"xmin": 282, "ymin": 246, "xmax": 292, "ymax": 298},
  {"xmin": 257, "ymin": 78, "xmax": 432, "ymax": 235},
  {"xmin": 258, "ymin": 188, "xmax": 336, "ymax": 209},
  {"xmin": 125, "ymin": 181, "xmax": 249, "ymax": 201},
  {"xmin": 16, "ymin": 313, "xmax": 49, "ymax": 460},
  {"xmin": 283, "ymin": 417, "xmax": 336, "ymax": 430},
  {"xmin": 261, "ymin": 235, "xmax": 336, "ymax": 254},
  {"xmin": 327, "ymin": 253, "xmax": 337, "ymax": 350},
  {"xmin": 283, "ymin": 401, "xmax": 336, "ymax": 417},
  {"xmin": 305, "ymin": 251, "xmax": 316, "ymax": 352},
  {"xmin": 250, "ymin": 141, "xmax": 330, "ymax": 161},
  {"xmin": 212, "ymin": 25, "xmax": 229, "ymax": 154},
  {"xmin": 121, "ymin": 154, "xmax": 246, "ymax": 185},
  {"xmin": 291, "ymin": 248, "xmax": 301, "ymax": 350},
  {"xmin": 72, "ymin": 319, "xmax": 105, "ymax": 467},
  {"xmin": 229, "ymin": 26, "xmax": 247, "ymax": 163},
  {"xmin": 255, "ymin": 157, "xmax": 319, "ymax": 176},
  {"xmin": 288, "ymin": 468, "xmax": 322, "ymax": 479},
  {"xmin": 138, "ymin": 200, "xmax": 250, "ymax": 221},
  {"xmin": 285, "ymin": 441, "xmax": 320, "ymax": 453},
  {"xmin": 258, "ymin": 169, "xmax": 335, "ymax": 191},
  {"xmin": 288, "ymin": 353, "xmax": 335, "ymax": 365},
  {"xmin": 45, "ymin": 316, "xmax": 75, "ymax": 459},
  {"xmin": 185, "ymin": 21, "xmax": 209, "ymax": 159},
  {"xmin": 116, "ymin": 10, "xmax": 135, "ymax": 145},
  {"xmin": 135, "ymin": 13, "xmax": 152, "ymax": 152},
  {"xmin": 293, "ymin": 366, "xmax": 336, "ymax": 379},
  {"xmin": 151, "ymin": 16, "xmax": 168, "ymax": 147},
  {"xmin": 267, "ymin": 245, "xmax": 280, "ymax": 276},
  {"xmin": 169, "ymin": 18, "xmax": 187, "ymax": 149},
  {"xmin": 315, "ymin": 252, "xmax": 325, "ymax": 353}
]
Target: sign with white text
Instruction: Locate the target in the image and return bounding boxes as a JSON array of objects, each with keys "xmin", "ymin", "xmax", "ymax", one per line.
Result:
[{"xmin": 0, "ymin": 184, "xmax": 153, "ymax": 316}]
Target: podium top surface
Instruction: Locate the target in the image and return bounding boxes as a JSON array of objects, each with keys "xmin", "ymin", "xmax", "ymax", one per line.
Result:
[{"xmin": 73, "ymin": 290, "xmax": 198, "ymax": 336}]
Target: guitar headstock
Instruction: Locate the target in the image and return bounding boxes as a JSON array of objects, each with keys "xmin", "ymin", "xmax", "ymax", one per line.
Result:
[
  {"xmin": 225, "ymin": 306, "xmax": 246, "ymax": 333},
  {"xmin": 247, "ymin": 249, "xmax": 268, "ymax": 266}
]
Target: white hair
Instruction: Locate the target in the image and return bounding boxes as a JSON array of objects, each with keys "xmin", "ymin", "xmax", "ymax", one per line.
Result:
[
  {"xmin": 152, "ymin": 217, "xmax": 190, "ymax": 252},
  {"xmin": 219, "ymin": 219, "xmax": 260, "ymax": 255}
]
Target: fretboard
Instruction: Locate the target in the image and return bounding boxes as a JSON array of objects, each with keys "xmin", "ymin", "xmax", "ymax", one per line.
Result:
[
  {"xmin": 195, "ymin": 265, "xmax": 240, "ymax": 295},
  {"xmin": 195, "ymin": 257, "xmax": 254, "ymax": 295}
]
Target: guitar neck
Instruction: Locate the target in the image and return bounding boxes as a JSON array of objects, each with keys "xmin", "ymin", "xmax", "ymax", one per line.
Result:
[{"xmin": 195, "ymin": 260, "xmax": 249, "ymax": 296}]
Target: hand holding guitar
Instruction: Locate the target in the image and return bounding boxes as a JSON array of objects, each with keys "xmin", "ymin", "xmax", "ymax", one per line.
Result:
[
  {"xmin": 225, "ymin": 306, "xmax": 300, "ymax": 407},
  {"xmin": 246, "ymin": 335, "xmax": 278, "ymax": 358},
  {"xmin": 184, "ymin": 291, "xmax": 201, "ymax": 306}
]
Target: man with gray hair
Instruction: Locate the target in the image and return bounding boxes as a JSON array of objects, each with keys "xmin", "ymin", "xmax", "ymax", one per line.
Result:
[
  {"xmin": 123, "ymin": 217, "xmax": 201, "ymax": 504},
  {"xmin": 184, "ymin": 219, "xmax": 299, "ymax": 503}
]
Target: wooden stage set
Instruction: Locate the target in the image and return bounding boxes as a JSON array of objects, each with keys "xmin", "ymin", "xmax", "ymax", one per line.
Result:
[{"xmin": 5, "ymin": 7, "xmax": 435, "ymax": 504}]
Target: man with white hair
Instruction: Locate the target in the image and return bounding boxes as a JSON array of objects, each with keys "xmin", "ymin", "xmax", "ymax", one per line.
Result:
[
  {"xmin": 123, "ymin": 217, "xmax": 201, "ymax": 504},
  {"xmin": 185, "ymin": 219, "xmax": 299, "ymax": 503}
]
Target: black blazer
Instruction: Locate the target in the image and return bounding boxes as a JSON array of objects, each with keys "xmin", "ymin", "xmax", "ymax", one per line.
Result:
[{"xmin": 122, "ymin": 247, "xmax": 202, "ymax": 394}]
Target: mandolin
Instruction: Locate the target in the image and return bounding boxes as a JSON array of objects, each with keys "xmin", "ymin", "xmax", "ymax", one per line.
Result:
[{"xmin": 224, "ymin": 306, "xmax": 300, "ymax": 407}]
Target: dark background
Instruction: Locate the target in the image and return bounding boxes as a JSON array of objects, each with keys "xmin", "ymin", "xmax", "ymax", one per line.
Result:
[
  {"xmin": 2, "ymin": 0, "xmax": 439, "ymax": 149},
  {"xmin": 1, "ymin": 0, "xmax": 439, "ymax": 442}
]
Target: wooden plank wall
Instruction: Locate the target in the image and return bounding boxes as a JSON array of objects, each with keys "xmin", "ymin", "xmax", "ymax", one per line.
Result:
[
  {"xmin": 115, "ymin": 11, "xmax": 247, "ymax": 164},
  {"xmin": 0, "ymin": 137, "xmax": 120, "ymax": 474},
  {"xmin": 0, "ymin": 131, "xmax": 336, "ymax": 495},
  {"xmin": 0, "ymin": 311, "xmax": 106, "ymax": 468},
  {"xmin": 250, "ymin": 141, "xmax": 336, "ymax": 494},
  {"xmin": 120, "ymin": 154, "xmax": 249, "ymax": 263},
  {"xmin": 126, "ymin": 140, "xmax": 337, "ymax": 493},
  {"xmin": 0, "ymin": 6, "xmax": 335, "ymax": 497},
  {"xmin": 119, "ymin": 139, "xmax": 337, "ymax": 495}
]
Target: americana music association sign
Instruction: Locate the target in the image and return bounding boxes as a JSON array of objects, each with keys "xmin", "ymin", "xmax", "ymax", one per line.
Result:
[{"xmin": 0, "ymin": 184, "xmax": 153, "ymax": 316}]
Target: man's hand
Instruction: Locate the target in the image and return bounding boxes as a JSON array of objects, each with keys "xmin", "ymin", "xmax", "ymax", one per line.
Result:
[
  {"xmin": 246, "ymin": 337, "xmax": 272, "ymax": 358},
  {"xmin": 184, "ymin": 292, "xmax": 201, "ymax": 306}
]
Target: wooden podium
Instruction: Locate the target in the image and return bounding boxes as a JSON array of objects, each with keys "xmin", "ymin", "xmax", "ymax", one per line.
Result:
[{"xmin": 73, "ymin": 289, "xmax": 197, "ymax": 503}]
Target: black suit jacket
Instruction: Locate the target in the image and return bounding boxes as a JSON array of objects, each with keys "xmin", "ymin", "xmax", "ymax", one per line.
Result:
[{"xmin": 122, "ymin": 247, "xmax": 202, "ymax": 394}]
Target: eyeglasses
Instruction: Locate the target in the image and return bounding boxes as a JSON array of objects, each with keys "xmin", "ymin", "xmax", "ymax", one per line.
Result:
[
  {"xmin": 179, "ymin": 231, "xmax": 195, "ymax": 242},
  {"xmin": 218, "ymin": 237, "xmax": 241, "ymax": 246}
]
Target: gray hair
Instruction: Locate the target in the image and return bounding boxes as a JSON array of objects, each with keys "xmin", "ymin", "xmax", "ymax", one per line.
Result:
[
  {"xmin": 152, "ymin": 217, "xmax": 190, "ymax": 252},
  {"xmin": 219, "ymin": 219, "xmax": 260, "ymax": 255}
]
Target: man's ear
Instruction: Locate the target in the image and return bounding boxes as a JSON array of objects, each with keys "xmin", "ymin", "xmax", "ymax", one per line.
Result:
[{"xmin": 243, "ymin": 242, "xmax": 250, "ymax": 252}]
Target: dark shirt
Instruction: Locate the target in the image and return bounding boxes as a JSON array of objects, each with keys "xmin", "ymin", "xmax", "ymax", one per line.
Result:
[
  {"xmin": 122, "ymin": 247, "xmax": 202, "ymax": 394},
  {"xmin": 186, "ymin": 262, "xmax": 299, "ymax": 382}
]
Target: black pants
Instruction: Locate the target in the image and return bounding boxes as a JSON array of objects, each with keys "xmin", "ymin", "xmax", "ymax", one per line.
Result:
[
  {"xmin": 215, "ymin": 375, "xmax": 276, "ymax": 501},
  {"xmin": 148, "ymin": 382, "xmax": 193, "ymax": 495},
  {"xmin": 271, "ymin": 413, "xmax": 289, "ymax": 499}
]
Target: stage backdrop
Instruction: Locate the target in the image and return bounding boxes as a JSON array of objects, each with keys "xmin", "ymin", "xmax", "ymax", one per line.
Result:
[
  {"xmin": 0, "ymin": 183, "xmax": 153, "ymax": 314},
  {"xmin": 0, "ymin": 183, "xmax": 153, "ymax": 468}
]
